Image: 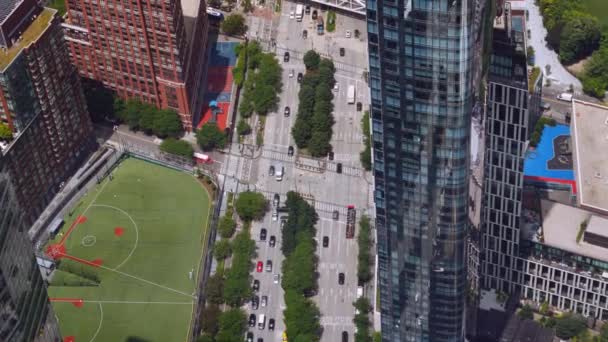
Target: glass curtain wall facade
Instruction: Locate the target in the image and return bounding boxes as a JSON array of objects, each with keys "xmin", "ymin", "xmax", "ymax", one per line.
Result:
[
  {"xmin": 0, "ymin": 157, "xmax": 61, "ymax": 342},
  {"xmin": 367, "ymin": 0, "xmax": 478, "ymax": 340}
]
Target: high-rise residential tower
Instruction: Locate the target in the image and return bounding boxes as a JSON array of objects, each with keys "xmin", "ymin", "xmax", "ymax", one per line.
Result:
[
  {"xmin": 367, "ymin": 0, "xmax": 482, "ymax": 340},
  {"xmin": 0, "ymin": 154, "xmax": 61, "ymax": 342},
  {"xmin": 0, "ymin": 2, "xmax": 94, "ymax": 226},
  {"xmin": 61, "ymin": 0, "xmax": 209, "ymax": 130}
]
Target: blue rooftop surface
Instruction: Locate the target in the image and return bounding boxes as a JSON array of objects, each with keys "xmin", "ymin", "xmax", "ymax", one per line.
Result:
[
  {"xmin": 524, "ymin": 124, "xmax": 574, "ymax": 181},
  {"xmin": 208, "ymin": 42, "xmax": 238, "ymax": 67}
]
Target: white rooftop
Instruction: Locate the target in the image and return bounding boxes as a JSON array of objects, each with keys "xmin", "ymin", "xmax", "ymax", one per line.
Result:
[
  {"xmin": 571, "ymin": 100, "xmax": 608, "ymax": 215},
  {"xmin": 540, "ymin": 199, "xmax": 608, "ymax": 262}
]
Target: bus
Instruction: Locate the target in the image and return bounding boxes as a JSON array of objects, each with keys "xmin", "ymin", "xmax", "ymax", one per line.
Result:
[
  {"xmin": 193, "ymin": 152, "xmax": 212, "ymax": 164},
  {"xmin": 347, "ymin": 85, "xmax": 356, "ymax": 104}
]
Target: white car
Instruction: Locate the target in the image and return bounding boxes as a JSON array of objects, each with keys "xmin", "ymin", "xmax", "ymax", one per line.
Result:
[
  {"xmin": 261, "ymin": 295, "xmax": 268, "ymax": 307},
  {"xmin": 273, "ymin": 274, "xmax": 281, "ymax": 284},
  {"xmin": 333, "ymin": 83, "xmax": 339, "ymax": 92},
  {"xmin": 289, "ymin": 11, "xmax": 295, "ymax": 19},
  {"xmin": 345, "ymin": 30, "xmax": 351, "ymax": 38},
  {"xmin": 289, "ymin": 69, "xmax": 294, "ymax": 78}
]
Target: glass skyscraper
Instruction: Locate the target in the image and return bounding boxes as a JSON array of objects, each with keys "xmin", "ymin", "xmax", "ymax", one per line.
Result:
[
  {"xmin": 367, "ymin": 0, "xmax": 481, "ymax": 340},
  {"xmin": 0, "ymin": 155, "xmax": 61, "ymax": 342}
]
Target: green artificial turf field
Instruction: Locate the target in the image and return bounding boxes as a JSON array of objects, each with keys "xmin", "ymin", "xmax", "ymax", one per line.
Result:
[{"xmin": 47, "ymin": 158, "xmax": 211, "ymax": 342}]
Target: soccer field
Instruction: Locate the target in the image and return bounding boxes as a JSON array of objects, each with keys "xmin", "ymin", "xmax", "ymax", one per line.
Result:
[{"xmin": 46, "ymin": 158, "xmax": 211, "ymax": 342}]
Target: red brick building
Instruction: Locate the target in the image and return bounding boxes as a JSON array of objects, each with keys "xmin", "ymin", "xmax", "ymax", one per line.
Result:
[{"xmin": 62, "ymin": 0, "xmax": 209, "ymax": 131}]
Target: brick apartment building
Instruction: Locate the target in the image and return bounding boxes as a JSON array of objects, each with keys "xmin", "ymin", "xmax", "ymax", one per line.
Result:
[
  {"xmin": 0, "ymin": 1, "xmax": 95, "ymax": 225},
  {"xmin": 61, "ymin": 0, "xmax": 210, "ymax": 131}
]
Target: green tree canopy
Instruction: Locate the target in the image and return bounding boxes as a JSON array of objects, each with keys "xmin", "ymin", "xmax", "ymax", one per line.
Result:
[
  {"xmin": 357, "ymin": 215, "xmax": 373, "ymax": 283},
  {"xmin": 205, "ymin": 272, "xmax": 225, "ymax": 305},
  {"xmin": 196, "ymin": 123, "xmax": 227, "ymax": 151},
  {"xmin": 235, "ymin": 191, "xmax": 267, "ymax": 222},
  {"xmin": 237, "ymin": 119, "xmax": 251, "ymax": 135},
  {"xmin": 214, "ymin": 239, "xmax": 232, "ymax": 260},
  {"xmin": 555, "ymin": 314, "xmax": 587, "ymax": 340},
  {"xmin": 154, "ymin": 109, "xmax": 183, "ymax": 138},
  {"xmin": 559, "ymin": 13, "xmax": 601, "ymax": 64},
  {"xmin": 218, "ymin": 216, "xmax": 237, "ymax": 239},
  {"xmin": 200, "ymin": 304, "xmax": 221, "ymax": 335},
  {"xmin": 0, "ymin": 122, "xmax": 12, "ymax": 141},
  {"xmin": 517, "ymin": 305, "xmax": 534, "ymax": 320},
  {"xmin": 221, "ymin": 14, "xmax": 247, "ymax": 36},
  {"xmin": 223, "ymin": 229, "xmax": 255, "ymax": 306},
  {"xmin": 159, "ymin": 138, "xmax": 193, "ymax": 158},
  {"xmin": 282, "ymin": 239, "xmax": 316, "ymax": 293},
  {"xmin": 303, "ymin": 50, "xmax": 321, "ymax": 70},
  {"xmin": 283, "ymin": 290, "xmax": 321, "ymax": 341},
  {"xmin": 216, "ymin": 308, "xmax": 247, "ymax": 342}
]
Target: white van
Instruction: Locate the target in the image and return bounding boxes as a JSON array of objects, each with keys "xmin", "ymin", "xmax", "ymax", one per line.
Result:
[
  {"xmin": 275, "ymin": 165, "xmax": 284, "ymax": 181},
  {"xmin": 258, "ymin": 314, "xmax": 266, "ymax": 330},
  {"xmin": 557, "ymin": 93, "xmax": 573, "ymax": 102}
]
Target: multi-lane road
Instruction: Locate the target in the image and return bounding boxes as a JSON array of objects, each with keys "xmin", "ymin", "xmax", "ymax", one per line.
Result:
[{"xmin": 239, "ymin": 3, "xmax": 373, "ymax": 342}]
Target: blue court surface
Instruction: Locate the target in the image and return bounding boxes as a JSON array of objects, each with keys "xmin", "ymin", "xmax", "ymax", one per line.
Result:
[
  {"xmin": 524, "ymin": 124, "xmax": 574, "ymax": 181},
  {"xmin": 208, "ymin": 42, "xmax": 239, "ymax": 67}
]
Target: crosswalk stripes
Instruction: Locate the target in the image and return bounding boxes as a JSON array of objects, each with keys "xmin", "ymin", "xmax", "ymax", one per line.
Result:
[{"xmin": 261, "ymin": 149, "xmax": 294, "ymax": 163}]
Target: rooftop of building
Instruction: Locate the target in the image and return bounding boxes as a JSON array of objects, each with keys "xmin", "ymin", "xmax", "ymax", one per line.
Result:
[
  {"xmin": 523, "ymin": 124, "xmax": 576, "ymax": 192},
  {"xmin": 571, "ymin": 100, "xmax": 608, "ymax": 215},
  {"xmin": 0, "ymin": 0, "xmax": 21, "ymax": 25},
  {"xmin": 490, "ymin": 4, "xmax": 527, "ymax": 88},
  {"xmin": 0, "ymin": 7, "xmax": 55, "ymax": 72},
  {"xmin": 535, "ymin": 199, "xmax": 608, "ymax": 262}
]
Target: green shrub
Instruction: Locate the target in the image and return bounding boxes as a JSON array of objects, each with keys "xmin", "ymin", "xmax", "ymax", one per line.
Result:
[{"xmin": 160, "ymin": 138, "xmax": 194, "ymax": 157}]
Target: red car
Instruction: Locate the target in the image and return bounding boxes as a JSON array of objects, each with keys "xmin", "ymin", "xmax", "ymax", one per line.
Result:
[{"xmin": 256, "ymin": 261, "xmax": 264, "ymax": 273}]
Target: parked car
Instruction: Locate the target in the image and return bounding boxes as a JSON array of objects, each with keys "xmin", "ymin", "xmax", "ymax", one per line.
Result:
[
  {"xmin": 305, "ymin": 5, "xmax": 311, "ymax": 14},
  {"xmin": 269, "ymin": 235, "xmax": 276, "ymax": 247},
  {"xmin": 258, "ymin": 339, "xmax": 263, "ymax": 342},
  {"xmin": 269, "ymin": 318, "xmax": 276, "ymax": 330},
  {"xmin": 288, "ymin": 146, "xmax": 294, "ymax": 156},
  {"xmin": 280, "ymin": 217, "xmax": 287, "ymax": 228},
  {"xmin": 261, "ymin": 295, "xmax": 268, "ymax": 307},
  {"xmin": 342, "ymin": 331, "xmax": 349, "ymax": 342},
  {"xmin": 289, "ymin": 69, "xmax": 294, "ymax": 78},
  {"xmin": 246, "ymin": 332, "xmax": 254, "ymax": 342},
  {"xmin": 257, "ymin": 261, "xmax": 264, "ymax": 273},
  {"xmin": 333, "ymin": 210, "xmax": 339, "ymax": 220},
  {"xmin": 272, "ymin": 209, "xmax": 278, "ymax": 221},
  {"xmin": 303, "ymin": 30, "xmax": 308, "ymax": 39},
  {"xmin": 333, "ymin": 83, "xmax": 339, "ymax": 92},
  {"xmin": 323, "ymin": 236, "xmax": 329, "ymax": 248},
  {"xmin": 249, "ymin": 314, "xmax": 257, "ymax": 327},
  {"xmin": 273, "ymin": 194, "xmax": 280, "ymax": 206},
  {"xmin": 273, "ymin": 273, "xmax": 280, "ymax": 284},
  {"xmin": 356, "ymin": 102, "xmax": 362, "ymax": 111},
  {"xmin": 312, "ymin": 10, "xmax": 318, "ymax": 19},
  {"xmin": 340, "ymin": 47, "xmax": 345, "ymax": 56},
  {"xmin": 284, "ymin": 106, "xmax": 290, "ymax": 117},
  {"xmin": 284, "ymin": 52, "xmax": 290, "ymax": 62},
  {"xmin": 328, "ymin": 151, "xmax": 334, "ymax": 160},
  {"xmin": 338, "ymin": 272, "xmax": 345, "ymax": 285},
  {"xmin": 297, "ymin": 72, "xmax": 303, "ymax": 82},
  {"xmin": 345, "ymin": 30, "xmax": 351, "ymax": 38},
  {"xmin": 266, "ymin": 260, "xmax": 273, "ymax": 272},
  {"xmin": 289, "ymin": 10, "xmax": 294, "ymax": 19},
  {"xmin": 260, "ymin": 228, "xmax": 267, "ymax": 241},
  {"xmin": 252, "ymin": 295, "xmax": 259, "ymax": 309},
  {"xmin": 269, "ymin": 165, "xmax": 275, "ymax": 176},
  {"xmin": 336, "ymin": 163, "xmax": 342, "ymax": 174},
  {"xmin": 540, "ymin": 102, "xmax": 551, "ymax": 110},
  {"xmin": 252, "ymin": 279, "xmax": 260, "ymax": 291}
]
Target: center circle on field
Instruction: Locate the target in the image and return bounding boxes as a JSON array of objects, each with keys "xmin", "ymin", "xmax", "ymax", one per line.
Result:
[
  {"xmin": 89, "ymin": 204, "xmax": 140, "ymax": 271},
  {"xmin": 82, "ymin": 235, "xmax": 97, "ymax": 247}
]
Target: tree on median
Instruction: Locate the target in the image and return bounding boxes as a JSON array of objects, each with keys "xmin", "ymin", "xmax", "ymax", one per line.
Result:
[
  {"xmin": 221, "ymin": 14, "xmax": 247, "ymax": 36},
  {"xmin": 196, "ymin": 123, "xmax": 227, "ymax": 151},
  {"xmin": 216, "ymin": 308, "xmax": 247, "ymax": 342},
  {"xmin": 235, "ymin": 191, "xmax": 267, "ymax": 222},
  {"xmin": 205, "ymin": 272, "xmax": 225, "ymax": 304},
  {"xmin": 303, "ymin": 50, "xmax": 321, "ymax": 70}
]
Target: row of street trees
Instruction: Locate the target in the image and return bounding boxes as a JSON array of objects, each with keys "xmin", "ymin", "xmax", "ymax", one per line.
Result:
[
  {"xmin": 360, "ymin": 111, "xmax": 372, "ymax": 171},
  {"xmin": 538, "ymin": 0, "xmax": 608, "ymax": 97},
  {"xmin": 292, "ymin": 50, "xmax": 336, "ymax": 157},
  {"xmin": 281, "ymin": 192, "xmax": 322, "ymax": 341},
  {"xmin": 199, "ymin": 191, "xmax": 267, "ymax": 342},
  {"xmin": 115, "ymin": 99, "xmax": 183, "ymax": 138},
  {"xmin": 238, "ymin": 41, "xmax": 283, "ymax": 118}
]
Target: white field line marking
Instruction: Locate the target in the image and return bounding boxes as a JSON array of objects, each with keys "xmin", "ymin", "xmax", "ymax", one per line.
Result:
[
  {"xmin": 98, "ymin": 265, "xmax": 196, "ymax": 299},
  {"xmin": 84, "ymin": 300, "xmax": 194, "ymax": 305},
  {"xmin": 90, "ymin": 204, "xmax": 139, "ymax": 271},
  {"xmin": 67, "ymin": 178, "xmax": 112, "ymax": 250},
  {"xmin": 90, "ymin": 303, "xmax": 103, "ymax": 342}
]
